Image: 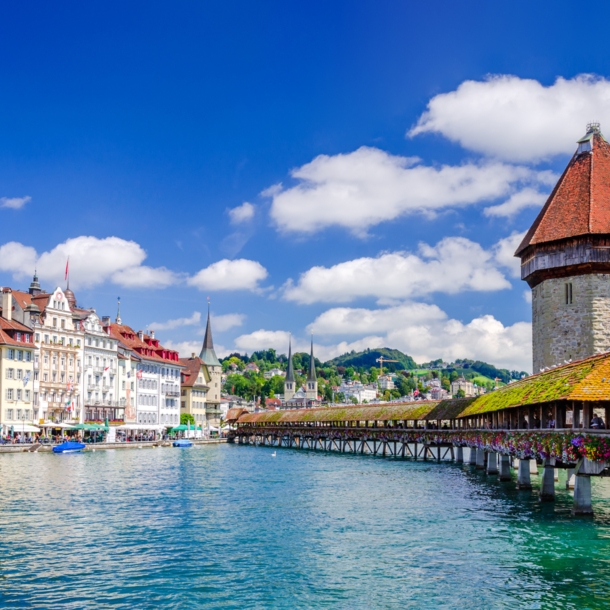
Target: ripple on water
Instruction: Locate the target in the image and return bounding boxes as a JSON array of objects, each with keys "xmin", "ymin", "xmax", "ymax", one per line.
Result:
[{"xmin": 0, "ymin": 445, "xmax": 610, "ymax": 608}]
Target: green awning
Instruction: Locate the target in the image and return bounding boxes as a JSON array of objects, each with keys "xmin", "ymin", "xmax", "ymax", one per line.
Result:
[
  {"xmin": 170, "ymin": 424, "xmax": 189, "ymax": 431},
  {"xmin": 74, "ymin": 423, "xmax": 108, "ymax": 431}
]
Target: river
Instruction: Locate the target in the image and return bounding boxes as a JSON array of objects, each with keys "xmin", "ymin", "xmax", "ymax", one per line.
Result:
[{"xmin": 0, "ymin": 444, "xmax": 609, "ymax": 608}]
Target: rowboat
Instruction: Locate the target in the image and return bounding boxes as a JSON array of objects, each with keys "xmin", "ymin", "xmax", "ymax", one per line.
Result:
[{"xmin": 173, "ymin": 439, "xmax": 193, "ymax": 448}]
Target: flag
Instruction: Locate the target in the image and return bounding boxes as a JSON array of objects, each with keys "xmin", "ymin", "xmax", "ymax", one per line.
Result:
[
  {"xmin": 67, "ymin": 379, "xmax": 73, "ymax": 391},
  {"xmin": 413, "ymin": 389, "xmax": 419, "ymax": 397},
  {"xmin": 65, "ymin": 257, "xmax": 69, "ymax": 281},
  {"xmin": 104, "ymin": 366, "xmax": 109, "ymax": 372},
  {"xmin": 127, "ymin": 372, "xmax": 131, "ymax": 378},
  {"xmin": 136, "ymin": 370, "xmax": 142, "ymax": 379},
  {"xmin": 23, "ymin": 372, "xmax": 30, "ymax": 387}
]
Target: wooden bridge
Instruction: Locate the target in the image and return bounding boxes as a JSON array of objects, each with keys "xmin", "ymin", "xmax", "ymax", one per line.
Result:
[{"xmin": 226, "ymin": 352, "xmax": 610, "ymax": 516}]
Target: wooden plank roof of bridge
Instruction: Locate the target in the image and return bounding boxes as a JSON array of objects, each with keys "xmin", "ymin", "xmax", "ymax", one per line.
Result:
[
  {"xmin": 237, "ymin": 402, "xmax": 439, "ymax": 424},
  {"xmin": 459, "ymin": 351, "xmax": 610, "ymax": 417}
]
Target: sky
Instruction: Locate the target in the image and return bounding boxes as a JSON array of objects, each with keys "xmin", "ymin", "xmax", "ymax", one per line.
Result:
[{"xmin": 2, "ymin": 1, "xmax": 610, "ymax": 372}]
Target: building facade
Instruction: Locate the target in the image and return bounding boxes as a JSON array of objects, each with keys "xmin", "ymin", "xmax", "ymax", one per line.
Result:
[
  {"xmin": 517, "ymin": 123, "xmax": 610, "ymax": 372},
  {"xmin": 284, "ymin": 340, "xmax": 296, "ymax": 402},
  {"xmin": 0, "ymin": 289, "xmax": 36, "ymax": 434},
  {"xmin": 179, "ymin": 355, "xmax": 209, "ymax": 427},
  {"xmin": 305, "ymin": 340, "xmax": 318, "ymax": 400}
]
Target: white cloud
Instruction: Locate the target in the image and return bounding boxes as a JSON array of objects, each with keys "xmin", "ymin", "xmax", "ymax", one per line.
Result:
[
  {"xmin": 523, "ymin": 290, "xmax": 532, "ymax": 304},
  {"xmin": 484, "ymin": 187, "xmax": 548, "ymax": 218},
  {"xmin": 150, "ymin": 311, "xmax": 202, "ymax": 331},
  {"xmin": 265, "ymin": 146, "xmax": 550, "ymax": 235},
  {"xmin": 163, "ymin": 339, "xmax": 230, "ymax": 359},
  {"xmin": 188, "ymin": 259, "xmax": 268, "ymax": 292},
  {"xmin": 492, "ymin": 231, "xmax": 525, "ymax": 279},
  {"xmin": 409, "ymin": 74, "xmax": 610, "ymax": 162},
  {"xmin": 232, "ymin": 304, "xmax": 531, "ymax": 371},
  {"xmin": 283, "ymin": 236, "xmax": 511, "ymax": 304},
  {"xmin": 0, "ymin": 236, "xmax": 180, "ymax": 289},
  {"xmin": 228, "ymin": 202, "xmax": 255, "ymax": 224},
  {"xmin": 0, "ymin": 196, "xmax": 31, "ymax": 210},
  {"xmin": 212, "ymin": 313, "xmax": 246, "ymax": 332}
]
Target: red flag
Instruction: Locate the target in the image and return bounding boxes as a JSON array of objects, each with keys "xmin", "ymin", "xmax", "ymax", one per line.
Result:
[
  {"xmin": 136, "ymin": 370, "xmax": 143, "ymax": 379},
  {"xmin": 65, "ymin": 258, "xmax": 69, "ymax": 281}
]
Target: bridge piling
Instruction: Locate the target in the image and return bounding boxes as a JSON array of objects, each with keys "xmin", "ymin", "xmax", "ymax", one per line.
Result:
[
  {"xmin": 539, "ymin": 462, "xmax": 556, "ymax": 502},
  {"xmin": 499, "ymin": 455, "xmax": 511, "ymax": 481},
  {"xmin": 517, "ymin": 459, "xmax": 532, "ymax": 489},
  {"xmin": 476, "ymin": 448, "xmax": 485, "ymax": 469},
  {"xmin": 566, "ymin": 468, "xmax": 575, "ymax": 489},
  {"xmin": 530, "ymin": 460, "xmax": 539, "ymax": 476},
  {"xmin": 455, "ymin": 446, "xmax": 464, "ymax": 463},
  {"xmin": 468, "ymin": 448, "xmax": 477, "ymax": 465},
  {"xmin": 573, "ymin": 475, "xmax": 593, "ymax": 515},
  {"xmin": 486, "ymin": 452, "xmax": 499, "ymax": 475}
]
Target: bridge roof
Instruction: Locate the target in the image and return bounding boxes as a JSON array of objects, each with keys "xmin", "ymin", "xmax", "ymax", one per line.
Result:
[
  {"xmin": 459, "ymin": 352, "xmax": 610, "ymax": 416},
  {"xmin": 238, "ymin": 402, "xmax": 438, "ymax": 424}
]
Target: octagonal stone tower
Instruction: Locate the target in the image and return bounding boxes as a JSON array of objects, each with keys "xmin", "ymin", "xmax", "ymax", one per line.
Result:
[{"xmin": 516, "ymin": 123, "xmax": 610, "ymax": 372}]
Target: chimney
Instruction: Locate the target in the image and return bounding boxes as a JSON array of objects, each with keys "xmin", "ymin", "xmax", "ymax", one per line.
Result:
[
  {"xmin": 150, "ymin": 330, "xmax": 155, "ymax": 339},
  {"xmin": 102, "ymin": 316, "xmax": 110, "ymax": 326},
  {"xmin": 137, "ymin": 330, "xmax": 144, "ymax": 340},
  {"xmin": 191, "ymin": 352, "xmax": 196, "ymax": 358},
  {"xmin": 2, "ymin": 288, "xmax": 12, "ymax": 321}
]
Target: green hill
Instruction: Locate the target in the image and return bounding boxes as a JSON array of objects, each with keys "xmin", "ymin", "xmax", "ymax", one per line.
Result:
[{"xmin": 324, "ymin": 348, "xmax": 417, "ymax": 371}]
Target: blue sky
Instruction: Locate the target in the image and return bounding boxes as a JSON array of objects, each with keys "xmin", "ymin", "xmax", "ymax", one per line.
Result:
[{"xmin": 2, "ymin": 0, "xmax": 610, "ymax": 371}]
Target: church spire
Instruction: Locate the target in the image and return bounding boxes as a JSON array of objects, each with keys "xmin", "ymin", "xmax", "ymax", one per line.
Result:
[
  {"xmin": 116, "ymin": 297, "xmax": 122, "ymax": 325},
  {"xmin": 307, "ymin": 336, "xmax": 316, "ymax": 382},
  {"xmin": 285, "ymin": 337, "xmax": 295, "ymax": 382},
  {"xmin": 199, "ymin": 300, "xmax": 220, "ymax": 367},
  {"xmin": 28, "ymin": 269, "xmax": 41, "ymax": 296}
]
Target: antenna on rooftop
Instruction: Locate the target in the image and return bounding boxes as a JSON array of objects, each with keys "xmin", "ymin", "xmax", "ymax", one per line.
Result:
[{"xmin": 587, "ymin": 122, "xmax": 601, "ymax": 133}]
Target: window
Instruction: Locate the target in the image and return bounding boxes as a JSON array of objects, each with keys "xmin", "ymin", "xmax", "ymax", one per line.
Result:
[
  {"xmin": 16, "ymin": 332, "xmax": 21, "ymax": 341},
  {"xmin": 25, "ymin": 391, "xmax": 30, "ymax": 401},
  {"xmin": 53, "ymin": 318, "xmax": 57, "ymax": 327},
  {"xmin": 52, "ymin": 372, "xmax": 57, "ymax": 382},
  {"xmin": 6, "ymin": 409, "xmax": 13, "ymax": 419},
  {"xmin": 34, "ymin": 372, "xmax": 39, "ymax": 381},
  {"xmin": 17, "ymin": 369, "xmax": 22, "ymax": 380},
  {"xmin": 7, "ymin": 349, "xmax": 14, "ymax": 360},
  {"xmin": 565, "ymin": 282, "xmax": 573, "ymax": 305},
  {"xmin": 25, "ymin": 352, "xmax": 31, "ymax": 362},
  {"xmin": 43, "ymin": 373, "xmax": 48, "ymax": 382},
  {"xmin": 6, "ymin": 369, "xmax": 13, "ymax": 380},
  {"xmin": 61, "ymin": 319, "xmax": 65, "ymax": 329},
  {"xmin": 6, "ymin": 389, "xmax": 13, "ymax": 401},
  {"xmin": 25, "ymin": 409, "xmax": 30, "ymax": 419},
  {"xmin": 35, "ymin": 333, "xmax": 40, "ymax": 342},
  {"xmin": 16, "ymin": 390, "xmax": 22, "ymax": 401},
  {"xmin": 16, "ymin": 408, "xmax": 22, "ymax": 419},
  {"xmin": 17, "ymin": 350, "xmax": 23, "ymax": 361}
]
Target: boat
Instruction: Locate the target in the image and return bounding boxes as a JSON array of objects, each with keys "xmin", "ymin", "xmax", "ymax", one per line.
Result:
[
  {"xmin": 173, "ymin": 439, "xmax": 193, "ymax": 448},
  {"xmin": 52, "ymin": 441, "xmax": 86, "ymax": 454}
]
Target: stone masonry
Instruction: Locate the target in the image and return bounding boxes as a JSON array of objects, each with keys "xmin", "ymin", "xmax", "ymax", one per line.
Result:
[{"xmin": 532, "ymin": 274, "xmax": 610, "ymax": 372}]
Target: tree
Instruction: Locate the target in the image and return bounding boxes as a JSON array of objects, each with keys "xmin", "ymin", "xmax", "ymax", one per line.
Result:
[
  {"xmin": 180, "ymin": 413, "xmax": 195, "ymax": 425},
  {"xmin": 456, "ymin": 389, "xmax": 466, "ymax": 398},
  {"xmin": 350, "ymin": 396, "xmax": 359, "ymax": 405}
]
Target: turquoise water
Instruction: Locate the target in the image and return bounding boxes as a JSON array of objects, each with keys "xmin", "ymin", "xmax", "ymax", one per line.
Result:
[{"xmin": 1, "ymin": 445, "xmax": 610, "ymax": 609}]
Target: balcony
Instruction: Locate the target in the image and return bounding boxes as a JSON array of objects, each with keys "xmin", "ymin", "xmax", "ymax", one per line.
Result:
[
  {"xmin": 85, "ymin": 399, "xmax": 120, "ymax": 407},
  {"xmin": 165, "ymin": 389, "xmax": 180, "ymax": 397}
]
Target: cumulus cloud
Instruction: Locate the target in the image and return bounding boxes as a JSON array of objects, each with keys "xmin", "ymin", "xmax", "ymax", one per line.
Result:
[
  {"xmin": 228, "ymin": 202, "xmax": 255, "ymax": 224},
  {"xmin": 0, "ymin": 196, "xmax": 31, "ymax": 210},
  {"xmin": 188, "ymin": 259, "xmax": 268, "ymax": 292},
  {"xmin": 212, "ymin": 313, "xmax": 246, "ymax": 332},
  {"xmin": 163, "ymin": 339, "xmax": 230, "ymax": 359},
  {"xmin": 492, "ymin": 231, "xmax": 525, "ymax": 279},
  {"xmin": 484, "ymin": 187, "xmax": 548, "ymax": 218},
  {"xmin": 232, "ymin": 303, "xmax": 531, "ymax": 371},
  {"xmin": 283, "ymin": 236, "xmax": 512, "ymax": 304},
  {"xmin": 0, "ymin": 236, "xmax": 180, "ymax": 289},
  {"xmin": 265, "ymin": 146, "xmax": 550, "ymax": 235},
  {"xmin": 409, "ymin": 74, "xmax": 610, "ymax": 162},
  {"xmin": 150, "ymin": 311, "xmax": 202, "ymax": 331}
]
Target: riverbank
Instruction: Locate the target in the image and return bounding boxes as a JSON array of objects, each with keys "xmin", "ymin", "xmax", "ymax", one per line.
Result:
[{"xmin": 0, "ymin": 438, "xmax": 227, "ymax": 453}]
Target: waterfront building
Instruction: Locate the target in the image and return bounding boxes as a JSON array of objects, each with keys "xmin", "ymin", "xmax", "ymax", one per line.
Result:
[
  {"xmin": 106, "ymin": 323, "xmax": 182, "ymax": 427},
  {"xmin": 78, "ymin": 310, "xmax": 121, "ymax": 423},
  {"xmin": 179, "ymin": 354, "xmax": 209, "ymax": 427},
  {"xmin": 31, "ymin": 285, "xmax": 84, "ymax": 423},
  {"xmin": 199, "ymin": 309, "xmax": 222, "ymax": 425},
  {"xmin": 517, "ymin": 123, "xmax": 610, "ymax": 371},
  {"xmin": 379, "ymin": 375, "xmax": 395, "ymax": 391},
  {"xmin": 0, "ymin": 289, "xmax": 36, "ymax": 434}
]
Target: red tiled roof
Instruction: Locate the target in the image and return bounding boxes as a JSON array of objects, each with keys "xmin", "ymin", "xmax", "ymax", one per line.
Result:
[
  {"xmin": 179, "ymin": 357, "xmax": 209, "ymax": 388},
  {"xmin": 0, "ymin": 317, "xmax": 34, "ymax": 347},
  {"xmin": 517, "ymin": 131, "xmax": 610, "ymax": 255},
  {"xmin": 106, "ymin": 323, "xmax": 183, "ymax": 365}
]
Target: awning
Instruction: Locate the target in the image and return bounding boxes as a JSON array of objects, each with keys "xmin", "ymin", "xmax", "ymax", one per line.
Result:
[
  {"xmin": 6, "ymin": 424, "xmax": 40, "ymax": 433},
  {"xmin": 39, "ymin": 423, "xmax": 77, "ymax": 429},
  {"xmin": 72, "ymin": 423, "xmax": 108, "ymax": 431}
]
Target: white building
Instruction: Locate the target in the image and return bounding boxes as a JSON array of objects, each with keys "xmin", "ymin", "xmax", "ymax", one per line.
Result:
[
  {"xmin": 338, "ymin": 381, "xmax": 378, "ymax": 403},
  {"xmin": 264, "ymin": 367, "xmax": 285, "ymax": 379},
  {"xmin": 378, "ymin": 375, "xmax": 395, "ymax": 391}
]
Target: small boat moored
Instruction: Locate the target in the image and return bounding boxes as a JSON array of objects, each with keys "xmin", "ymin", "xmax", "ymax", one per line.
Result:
[
  {"xmin": 173, "ymin": 439, "xmax": 193, "ymax": 448},
  {"xmin": 52, "ymin": 441, "xmax": 86, "ymax": 454}
]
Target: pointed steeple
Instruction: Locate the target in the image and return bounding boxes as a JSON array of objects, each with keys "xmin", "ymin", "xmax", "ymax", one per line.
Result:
[
  {"xmin": 199, "ymin": 301, "xmax": 221, "ymax": 367},
  {"xmin": 307, "ymin": 337, "xmax": 316, "ymax": 382},
  {"xmin": 28, "ymin": 270, "xmax": 41, "ymax": 296},
  {"xmin": 116, "ymin": 297, "xmax": 122, "ymax": 325},
  {"xmin": 285, "ymin": 337, "xmax": 295, "ymax": 382}
]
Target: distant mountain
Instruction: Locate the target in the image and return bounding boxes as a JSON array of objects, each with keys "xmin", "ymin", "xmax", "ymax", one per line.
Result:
[{"xmin": 324, "ymin": 348, "xmax": 417, "ymax": 371}]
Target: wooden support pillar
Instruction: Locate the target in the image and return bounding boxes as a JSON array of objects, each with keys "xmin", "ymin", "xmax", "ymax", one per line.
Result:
[
  {"xmin": 573, "ymin": 475, "xmax": 593, "ymax": 515},
  {"xmin": 573, "ymin": 403, "xmax": 581, "ymax": 429},
  {"xmin": 566, "ymin": 468, "xmax": 575, "ymax": 489},
  {"xmin": 468, "ymin": 447, "xmax": 477, "ymax": 465},
  {"xmin": 517, "ymin": 459, "xmax": 532, "ymax": 489},
  {"xmin": 486, "ymin": 452, "xmax": 498, "ymax": 474},
  {"xmin": 476, "ymin": 448, "xmax": 485, "ymax": 469},
  {"xmin": 583, "ymin": 404, "xmax": 592, "ymax": 429},
  {"xmin": 499, "ymin": 455, "xmax": 511, "ymax": 481},
  {"xmin": 455, "ymin": 446, "xmax": 463, "ymax": 463},
  {"xmin": 539, "ymin": 459, "xmax": 556, "ymax": 502}
]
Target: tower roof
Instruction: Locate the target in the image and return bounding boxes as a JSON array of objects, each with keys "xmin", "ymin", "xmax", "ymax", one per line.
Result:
[
  {"xmin": 199, "ymin": 306, "xmax": 221, "ymax": 367},
  {"xmin": 516, "ymin": 124, "xmax": 610, "ymax": 256},
  {"xmin": 307, "ymin": 338, "xmax": 316, "ymax": 382},
  {"xmin": 285, "ymin": 338, "xmax": 295, "ymax": 382}
]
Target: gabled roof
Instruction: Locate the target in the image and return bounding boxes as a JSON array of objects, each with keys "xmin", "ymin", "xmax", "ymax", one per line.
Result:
[
  {"xmin": 0, "ymin": 317, "xmax": 34, "ymax": 347},
  {"xmin": 179, "ymin": 357, "xmax": 210, "ymax": 388},
  {"xmin": 106, "ymin": 323, "xmax": 183, "ymax": 365},
  {"xmin": 517, "ymin": 125, "xmax": 610, "ymax": 255}
]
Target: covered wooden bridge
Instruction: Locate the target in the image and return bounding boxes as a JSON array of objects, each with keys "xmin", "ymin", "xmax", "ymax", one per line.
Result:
[{"xmin": 227, "ymin": 353, "xmax": 610, "ymax": 515}]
